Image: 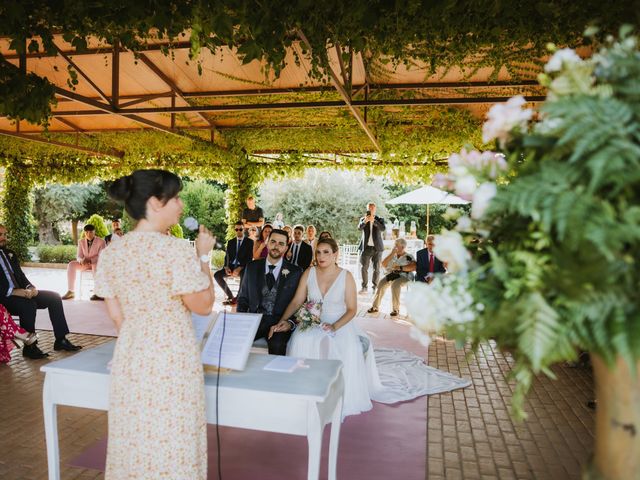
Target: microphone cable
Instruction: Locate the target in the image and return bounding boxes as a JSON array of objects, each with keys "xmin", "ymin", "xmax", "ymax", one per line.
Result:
[{"xmin": 215, "ymin": 309, "xmax": 227, "ymax": 480}]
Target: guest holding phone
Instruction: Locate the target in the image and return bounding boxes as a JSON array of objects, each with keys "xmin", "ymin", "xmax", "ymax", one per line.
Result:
[{"xmin": 357, "ymin": 202, "xmax": 385, "ymax": 293}]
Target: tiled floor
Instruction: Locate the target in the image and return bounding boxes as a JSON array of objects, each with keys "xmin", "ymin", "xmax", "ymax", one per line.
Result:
[
  {"xmin": 0, "ymin": 272, "xmax": 595, "ymax": 479},
  {"xmin": 0, "ymin": 331, "xmax": 595, "ymax": 480}
]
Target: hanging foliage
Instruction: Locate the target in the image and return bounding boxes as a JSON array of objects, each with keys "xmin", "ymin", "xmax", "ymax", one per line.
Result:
[{"xmin": 1, "ymin": 0, "xmax": 637, "ymax": 124}]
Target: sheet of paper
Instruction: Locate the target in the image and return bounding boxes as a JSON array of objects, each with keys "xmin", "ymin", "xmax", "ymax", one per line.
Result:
[
  {"xmin": 263, "ymin": 356, "xmax": 304, "ymax": 373},
  {"xmin": 192, "ymin": 312, "xmax": 217, "ymax": 346},
  {"xmin": 201, "ymin": 311, "xmax": 262, "ymax": 370}
]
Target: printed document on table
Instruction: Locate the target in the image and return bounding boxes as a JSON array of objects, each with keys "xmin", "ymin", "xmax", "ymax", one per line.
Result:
[
  {"xmin": 192, "ymin": 312, "xmax": 217, "ymax": 346},
  {"xmin": 201, "ymin": 312, "xmax": 262, "ymax": 370}
]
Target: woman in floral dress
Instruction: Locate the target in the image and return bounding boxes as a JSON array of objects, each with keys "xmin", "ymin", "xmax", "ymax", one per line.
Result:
[{"xmin": 95, "ymin": 170, "xmax": 215, "ymax": 480}]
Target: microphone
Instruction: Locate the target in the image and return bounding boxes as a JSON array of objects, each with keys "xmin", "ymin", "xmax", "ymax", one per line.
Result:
[
  {"xmin": 183, "ymin": 216, "xmax": 199, "ymax": 231},
  {"xmin": 184, "ymin": 217, "xmax": 222, "ymax": 249}
]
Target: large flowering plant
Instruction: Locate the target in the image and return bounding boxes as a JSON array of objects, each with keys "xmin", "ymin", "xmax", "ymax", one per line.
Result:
[
  {"xmin": 295, "ymin": 300, "xmax": 323, "ymax": 332},
  {"xmin": 407, "ymin": 29, "xmax": 640, "ymax": 421}
]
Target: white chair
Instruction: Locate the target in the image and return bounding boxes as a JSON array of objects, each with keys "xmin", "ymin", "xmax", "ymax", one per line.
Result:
[{"xmin": 77, "ymin": 269, "xmax": 95, "ymax": 299}]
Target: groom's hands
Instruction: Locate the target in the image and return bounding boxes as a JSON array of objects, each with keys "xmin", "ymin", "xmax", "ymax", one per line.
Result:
[{"xmin": 268, "ymin": 319, "xmax": 293, "ymax": 339}]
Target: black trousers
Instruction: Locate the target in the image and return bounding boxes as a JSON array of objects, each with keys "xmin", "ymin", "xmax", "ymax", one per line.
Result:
[
  {"xmin": 360, "ymin": 246, "xmax": 382, "ymax": 288},
  {"xmin": 254, "ymin": 314, "xmax": 291, "ymax": 356},
  {"xmin": 213, "ymin": 266, "xmax": 244, "ymax": 299},
  {"xmin": 2, "ymin": 290, "xmax": 70, "ymax": 340}
]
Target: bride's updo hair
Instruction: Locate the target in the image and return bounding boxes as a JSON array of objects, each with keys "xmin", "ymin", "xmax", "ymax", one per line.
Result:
[
  {"xmin": 108, "ymin": 169, "xmax": 182, "ymax": 220},
  {"xmin": 316, "ymin": 237, "xmax": 339, "ymax": 254}
]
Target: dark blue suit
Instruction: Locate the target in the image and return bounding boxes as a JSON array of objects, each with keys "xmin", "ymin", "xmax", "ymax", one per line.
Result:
[{"xmin": 416, "ymin": 248, "xmax": 446, "ymax": 282}]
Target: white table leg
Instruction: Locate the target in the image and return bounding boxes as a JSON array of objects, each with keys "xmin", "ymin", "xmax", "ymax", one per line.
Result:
[
  {"xmin": 306, "ymin": 409, "xmax": 323, "ymax": 480},
  {"xmin": 42, "ymin": 375, "xmax": 60, "ymax": 480},
  {"xmin": 327, "ymin": 395, "xmax": 344, "ymax": 480}
]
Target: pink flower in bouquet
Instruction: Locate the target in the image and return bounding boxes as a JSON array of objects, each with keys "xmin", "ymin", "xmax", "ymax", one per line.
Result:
[{"xmin": 295, "ymin": 300, "xmax": 323, "ymax": 332}]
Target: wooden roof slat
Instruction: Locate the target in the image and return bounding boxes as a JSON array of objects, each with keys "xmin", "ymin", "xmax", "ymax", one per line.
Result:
[{"xmin": 297, "ymin": 30, "xmax": 381, "ymax": 152}]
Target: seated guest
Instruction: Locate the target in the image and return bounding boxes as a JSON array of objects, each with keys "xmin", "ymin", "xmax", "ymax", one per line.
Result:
[
  {"xmin": 305, "ymin": 224, "xmax": 317, "ymax": 251},
  {"xmin": 367, "ymin": 238, "xmax": 416, "ymax": 317},
  {"xmin": 318, "ymin": 230, "xmax": 332, "ymax": 240},
  {"xmin": 0, "ymin": 225, "xmax": 81, "ymax": 358},
  {"xmin": 247, "ymin": 226, "xmax": 259, "ymax": 242},
  {"xmin": 236, "ymin": 229, "xmax": 302, "ymax": 355},
  {"xmin": 104, "ymin": 218, "xmax": 121, "ymax": 245},
  {"xmin": 287, "ymin": 225, "xmax": 313, "ymax": 270},
  {"xmin": 0, "ymin": 303, "xmax": 37, "ymax": 363},
  {"xmin": 214, "ymin": 221, "xmax": 254, "ymax": 305},
  {"xmin": 272, "ymin": 212, "xmax": 285, "ymax": 229},
  {"xmin": 62, "ymin": 224, "xmax": 106, "ymax": 300},
  {"xmin": 252, "ymin": 223, "xmax": 272, "ymax": 260},
  {"xmin": 416, "ymin": 235, "xmax": 446, "ymax": 283},
  {"xmin": 282, "ymin": 225, "xmax": 293, "ymax": 245}
]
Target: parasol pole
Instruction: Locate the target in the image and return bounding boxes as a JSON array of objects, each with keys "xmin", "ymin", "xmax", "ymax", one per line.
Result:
[{"xmin": 426, "ymin": 204, "xmax": 430, "ymax": 237}]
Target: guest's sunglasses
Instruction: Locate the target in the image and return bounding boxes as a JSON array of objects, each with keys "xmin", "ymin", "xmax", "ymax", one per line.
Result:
[{"xmin": 234, "ymin": 228, "xmax": 244, "ymax": 231}]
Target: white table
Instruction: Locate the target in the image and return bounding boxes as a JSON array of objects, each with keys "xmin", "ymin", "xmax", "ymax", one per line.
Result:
[{"xmin": 41, "ymin": 341, "xmax": 344, "ymax": 480}]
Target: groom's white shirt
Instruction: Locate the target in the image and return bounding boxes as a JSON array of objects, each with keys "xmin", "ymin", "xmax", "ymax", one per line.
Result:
[{"xmin": 264, "ymin": 257, "xmax": 284, "ymax": 280}]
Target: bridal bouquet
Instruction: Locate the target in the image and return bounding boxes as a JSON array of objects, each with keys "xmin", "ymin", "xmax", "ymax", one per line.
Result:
[{"xmin": 295, "ymin": 300, "xmax": 323, "ymax": 332}]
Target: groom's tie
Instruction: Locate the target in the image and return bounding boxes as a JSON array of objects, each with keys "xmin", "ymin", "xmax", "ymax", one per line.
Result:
[
  {"xmin": 266, "ymin": 265, "xmax": 276, "ymax": 290},
  {"xmin": 429, "ymin": 252, "xmax": 435, "ymax": 273}
]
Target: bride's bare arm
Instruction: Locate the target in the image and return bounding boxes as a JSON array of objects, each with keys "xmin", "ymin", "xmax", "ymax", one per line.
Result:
[
  {"xmin": 324, "ymin": 271, "xmax": 357, "ymax": 332},
  {"xmin": 268, "ymin": 269, "xmax": 310, "ymax": 337}
]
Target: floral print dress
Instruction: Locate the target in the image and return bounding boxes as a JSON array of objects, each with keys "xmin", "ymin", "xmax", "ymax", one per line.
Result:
[{"xmin": 95, "ymin": 232, "xmax": 210, "ymax": 480}]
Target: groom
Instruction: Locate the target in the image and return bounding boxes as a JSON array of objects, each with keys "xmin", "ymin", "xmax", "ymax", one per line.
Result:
[{"xmin": 236, "ymin": 229, "xmax": 302, "ymax": 355}]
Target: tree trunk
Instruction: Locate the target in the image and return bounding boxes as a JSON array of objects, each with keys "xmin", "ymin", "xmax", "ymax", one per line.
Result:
[
  {"xmin": 71, "ymin": 219, "xmax": 79, "ymax": 245},
  {"xmin": 38, "ymin": 222, "xmax": 57, "ymax": 244},
  {"xmin": 588, "ymin": 355, "xmax": 640, "ymax": 479}
]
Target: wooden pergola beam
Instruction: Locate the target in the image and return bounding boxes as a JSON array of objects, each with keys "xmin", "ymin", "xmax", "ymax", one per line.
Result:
[
  {"xmin": 0, "ymin": 129, "xmax": 124, "ymax": 158},
  {"xmin": 53, "ymin": 43, "xmax": 111, "ymax": 105},
  {"xmin": 138, "ymin": 53, "xmax": 214, "ymax": 128},
  {"xmin": 297, "ymin": 30, "xmax": 381, "ymax": 152},
  {"xmin": 47, "ymin": 94, "xmax": 545, "ymax": 116},
  {"xmin": 53, "ymin": 86, "xmax": 190, "ymax": 137},
  {"xmin": 48, "ymin": 81, "xmax": 540, "ymax": 104}
]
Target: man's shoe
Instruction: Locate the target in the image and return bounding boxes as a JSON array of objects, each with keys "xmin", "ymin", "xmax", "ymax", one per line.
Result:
[
  {"xmin": 53, "ymin": 337, "xmax": 82, "ymax": 352},
  {"xmin": 359, "ymin": 288, "xmax": 368, "ymax": 294},
  {"xmin": 367, "ymin": 307, "xmax": 378, "ymax": 313},
  {"xmin": 22, "ymin": 343, "xmax": 49, "ymax": 359},
  {"xmin": 90, "ymin": 294, "xmax": 104, "ymax": 301},
  {"xmin": 61, "ymin": 291, "xmax": 74, "ymax": 300},
  {"xmin": 390, "ymin": 310, "xmax": 399, "ymax": 317}
]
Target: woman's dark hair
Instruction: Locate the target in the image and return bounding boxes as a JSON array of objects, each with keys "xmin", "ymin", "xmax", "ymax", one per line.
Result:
[
  {"xmin": 316, "ymin": 237, "xmax": 339, "ymax": 254},
  {"xmin": 318, "ymin": 231, "xmax": 332, "ymax": 239},
  {"xmin": 261, "ymin": 223, "xmax": 273, "ymax": 240},
  {"xmin": 108, "ymin": 170, "xmax": 182, "ymax": 220}
]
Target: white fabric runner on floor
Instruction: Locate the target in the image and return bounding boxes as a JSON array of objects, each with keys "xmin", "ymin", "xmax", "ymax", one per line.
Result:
[{"xmin": 372, "ymin": 347, "xmax": 471, "ymax": 403}]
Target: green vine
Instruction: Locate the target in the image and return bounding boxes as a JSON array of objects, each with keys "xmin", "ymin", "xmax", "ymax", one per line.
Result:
[
  {"xmin": 1, "ymin": 0, "xmax": 637, "ymax": 124},
  {"xmin": 2, "ymin": 159, "xmax": 34, "ymax": 260}
]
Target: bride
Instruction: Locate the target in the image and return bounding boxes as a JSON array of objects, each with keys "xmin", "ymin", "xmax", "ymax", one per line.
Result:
[
  {"xmin": 270, "ymin": 237, "xmax": 378, "ymax": 416},
  {"xmin": 270, "ymin": 237, "xmax": 470, "ymax": 418}
]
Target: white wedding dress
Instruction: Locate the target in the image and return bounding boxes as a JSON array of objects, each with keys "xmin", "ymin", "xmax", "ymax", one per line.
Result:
[{"xmin": 287, "ymin": 267, "xmax": 470, "ymax": 418}]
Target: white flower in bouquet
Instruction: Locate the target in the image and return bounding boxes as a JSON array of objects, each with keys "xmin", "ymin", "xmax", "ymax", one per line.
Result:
[
  {"xmin": 482, "ymin": 95, "xmax": 533, "ymax": 146},
  {"xmin": 455, "ymin": 215, "xmax": 473, "ymax": 232},
  {"xmin": 434, "ymin": 230, "xmax": 471, "ymax": 273},
  {"xmin": 443, "ymin": 207, "xmax": 462, "ymax": 221},
  {"xmin": 544, "ymin": 48, "xmax": 582, "ymax": 73},
  {"xmin": 454, "ymin": 174, "xmax": 477, "ymax": 200},
  {"xmin": 471, "ymin": 182, "xmax": 498, "ymax": 220},
  {"xmin": 406, "ymin": 276, "xmax": 477, "ymax": 346},
  {"xmin": 448, "ymin": 148, "xmax": 506, "ymax": 180}
]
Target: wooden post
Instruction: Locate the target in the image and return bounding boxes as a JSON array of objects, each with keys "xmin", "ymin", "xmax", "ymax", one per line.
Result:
[{"xmin": 588, "ymin": 355, "xmax": 640, "ymax": 479}]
